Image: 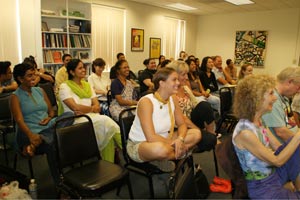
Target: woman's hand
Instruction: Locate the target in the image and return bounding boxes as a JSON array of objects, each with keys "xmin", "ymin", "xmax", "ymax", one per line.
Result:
[
  {"xmin": 172, "ymin": 138, "xmax": 187, "ymax": 159},
  {"xmin": 29, "ymin": 133, "xmax": 42, "ymax": 147},
  {"xmin": 39, "ymin": 117, "xmax": 51, "ymax": 125}
]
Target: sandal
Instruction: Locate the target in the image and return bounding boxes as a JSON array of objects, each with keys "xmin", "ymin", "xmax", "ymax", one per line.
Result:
[{"xmin": 22, "ymin": 144, "xmax": 36, "ymax": 157}]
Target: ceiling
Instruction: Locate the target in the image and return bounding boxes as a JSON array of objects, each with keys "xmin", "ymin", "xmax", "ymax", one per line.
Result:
[{"xmin": 128, "ymin": 0, "xmax": 300, "ymax": 15}]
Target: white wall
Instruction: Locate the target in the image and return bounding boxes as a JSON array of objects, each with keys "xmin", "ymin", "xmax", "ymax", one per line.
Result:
[
  {"xmin": 0, "ymin": 0, "xmax": 20, "ymax": 64},
  {"xmin": 92, "ymin": 0, "xmax": 198, "ymax": 72},
  {"xmin": 196, "ymin": 8, "xmax": 300, "ymax": 76}
]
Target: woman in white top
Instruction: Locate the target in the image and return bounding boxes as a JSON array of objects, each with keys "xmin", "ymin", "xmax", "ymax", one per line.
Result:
[
  {"xmin": 58, "ymin": 59, "xmax": 121, "ymax": 163},
  {"xmin": 127, "ymin": 67, "xmax": 201, "ymax": 172},
  {"xmin": 88, "ymin": 58, "xmax": 111, "ymax": 115}
]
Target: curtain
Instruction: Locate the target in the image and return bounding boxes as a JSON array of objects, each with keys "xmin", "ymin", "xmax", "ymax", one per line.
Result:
[
  {"xmin": 163, "ymin": 17, "xmax": 186, "ymax": 60},
  {"xmin": 92, "ymin": 4, "xmax": 125, "ymax": 71}
]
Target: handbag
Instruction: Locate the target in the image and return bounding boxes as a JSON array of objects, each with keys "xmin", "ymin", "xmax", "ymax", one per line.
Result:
[{"xmin": 194, "ymin": 164, "xmax": 210, "ymax": 199}]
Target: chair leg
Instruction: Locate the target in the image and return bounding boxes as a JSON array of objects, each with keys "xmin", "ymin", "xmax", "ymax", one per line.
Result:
[
  {"xmin": 148, "ymin": 176, "xmax": 155, "ymax": 198},
  {"xmin": 13, "ymin": 153, "xmax": 18, "ymax": 170},
  {"xmin": 213, "ymin": 148, "xmax": 219, "ymax": 177},
  {"xmin": 28, "ymin": 158, "xmax": 34, "ymax": 179},
  {"xmin": 2, "ymin": 131, "xmax": 9, "ymax": 166},
  {"xmin": 127, "ymin": 175, "xmax": 134, "ymax": 199}
]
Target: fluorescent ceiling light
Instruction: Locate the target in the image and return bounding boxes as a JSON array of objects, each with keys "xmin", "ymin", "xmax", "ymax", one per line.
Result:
[
  {"xmin": 166, "ymin": 3, "xmax": 197, "ymax": 11},
  {"xmin": 224, "ymin": 0, "xmax": 254, "ymax": 5}
]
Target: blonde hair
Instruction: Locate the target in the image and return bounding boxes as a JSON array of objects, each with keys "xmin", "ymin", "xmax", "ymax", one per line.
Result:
[
  {"xmin": 233, "ymin": 74, "xmax": 275, "ymax": 121},
  {"xmin": 238, "ymin": 63, "xmax": 252, "ymax": 80},
  {"xmin": 277, "ymin": 67, "xmax": 300, "ymax": 84},
  {"xmin": 167, "ymin": 60, "xmax": 189, "ymax": 74}
]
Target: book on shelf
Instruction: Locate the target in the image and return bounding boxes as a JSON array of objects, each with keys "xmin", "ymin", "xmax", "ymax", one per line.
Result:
[{"xmin": 52, "ymin": 51, "xmax": 63, "ymax": 63}]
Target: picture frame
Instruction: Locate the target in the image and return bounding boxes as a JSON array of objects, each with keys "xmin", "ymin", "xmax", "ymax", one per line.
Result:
[
  {"xmin": 41, "ymin": 21, "xmax": 49, "ymax": 31},
  {"xmin": 149, "ymin": 37, "xmax": 161, "ymax": 59},
  {"xmin": 131, "ymin": 28, "xmax": 144, "ymax": 51},
  {"xmin": 78, "ymin": 51, "xmax": 90, "ymax": 62}
]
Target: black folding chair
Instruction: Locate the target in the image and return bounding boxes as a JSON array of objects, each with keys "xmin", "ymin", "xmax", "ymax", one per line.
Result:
[
  {"xmin": 39, "ymin": 82, "xmax": 58, "ymax": 115},
  {"xmin": 119, "ymin": 107, "xmax": 168, "ymax": 198},
  {"xmin": 216, "ymin": 87, "xmax": 238, "ymax": 134},
  {"xmin": 0, "ymin": 93, "xmax": 14, "ymax": 165},
  {"xmin": 54, "ymin": 114, "xmax": 133, "ymax": 199}
]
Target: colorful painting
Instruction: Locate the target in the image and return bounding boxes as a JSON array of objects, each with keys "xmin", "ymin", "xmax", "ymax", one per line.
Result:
[
  {"xmin": 234, "ymin": 31, "xmax": 268, "ymax": 67},
  {"xmin": 131, "ymin": 28, "xmax": 144, "ymax": 52},
  {"xmin": 149, "ymin": 38, "xmax": 161, "ymax": 59}
]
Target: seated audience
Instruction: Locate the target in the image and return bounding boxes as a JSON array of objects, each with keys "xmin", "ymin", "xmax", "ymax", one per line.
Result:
[
  {"xmin": 157, "ymin": 55, "xmax": 166, "ymax": 70},
  {"xmin": 262, "ymin": 67, "xmax": 300, "ymax": 143},
  {"xmin": 186, "ymin": 59, "xmax": 220, "ymax": 114},
  {"xmin": 237, "ymin": 63, "xmax": 253, "ymax": 81},
  {"xmin": 168, "ymin": 60, "xmax": 220, "ymax": 140},
  {"xmin": 127, "ymin": 67, "xmax": 201, "ymax": 172},
  {"xmin": 224, "ymin": 59, "xmax": 237, "ymax": 80},
  {"xmin": 55, "ymin": 53, "xmax": 72, "ymax": 94},
  {"xmin": 110, "ymin": 52, "xmax": 126, "ymax": 80},
  {"xmin": 58, "ymin": 59, "xmax": 121, "ymax": 162},
  {"xmin": 88, "ymin": 58, "xmax": 111, "ymax": 115},
  {"xmin": 212, "ymin": 55, "xmax": 236, "ymax": 89},
  {"xmin": 138, "ymin": 58, "xmax": 157, "ymax": 96},
  {"xmin": 11, "ymin": 63, "xmax": 74, "ymax": 185},
  {"xmin": 110, "ymin": 60, "xmax": 138, "ymax": 121},
  {"xmin": 0, "ymin": 61, "xmax": 18, "ymax": 93},
  {"xmin": 179, "ymin": 50, "xmax": 187, "ymax": 60},
  {"xmin": 292, "ymin": 93, "xmax": 300, "ymax": 128},
  {"xmin": 160, "ymin": 59, "xmax": 171, "ymax": 69},
  {"xmin": 233, "ymin": 74, "xmax": 300, "ymax": 199},
  {"xmin": 23, "ymin": 56, "xmax": 54, "ymax": 86},
  {"xmin": 199, "ymin": 56, "xmax": 219, "ymax": 95}
]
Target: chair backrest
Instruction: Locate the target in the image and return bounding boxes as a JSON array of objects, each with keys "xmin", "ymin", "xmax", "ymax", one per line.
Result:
[
  {"xmin": 215, "ymin": 135, "xmax": 248, "ymax": 199},
  {"xmin": 54, "ymin": 114, "xmax": 100, "ymax": 170},
  {"xmin": 119, "ymin": 107, "xmax": 137, "ymax": 164},
  {"xmin": 169, "ymin": 156, "xmax": 197, "ymax": 199},
  {"xmin": 39, "ymin": 82, "xmax": 57, "ymax": 107},
  {"xmin": 0, "ymin": 93, "xmax": 12, "ymax": 122},
  {"xmin": 219, "ymin": 87, "xmax": 233, "ymax": 116},
  {"xmin": 107, "ymin": 90, "xmax": 112, "ymax": 107}
]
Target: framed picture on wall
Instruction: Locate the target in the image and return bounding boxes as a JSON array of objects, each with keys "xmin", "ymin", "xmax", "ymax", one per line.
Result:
[
  {"xmin": 149, "ymin": 38, "xmax": 161, "ymax": 59},
  {"xmin": 131, "ymin": 28, "xmax": 144, "ymax": 51}
]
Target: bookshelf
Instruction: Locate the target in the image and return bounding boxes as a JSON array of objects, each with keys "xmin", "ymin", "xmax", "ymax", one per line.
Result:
[{"xmin": 41, "ymin": 0, "xmax": 92, "ymax": 76}]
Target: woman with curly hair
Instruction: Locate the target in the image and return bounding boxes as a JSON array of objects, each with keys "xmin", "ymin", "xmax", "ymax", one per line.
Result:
[{"xmin": 232, "ymin": 74, "xmax": 300, "ymax": 199}]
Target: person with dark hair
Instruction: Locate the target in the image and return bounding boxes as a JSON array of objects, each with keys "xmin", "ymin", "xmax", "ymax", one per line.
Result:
[
  {"xmin": 109, "ymin": 60, "xmax": 138, "ymax": 121},
  {"xmin": 224, "ymin": 59, "xmax": 237, "ymax": 81},
  {"xmin": 110, "ymin": 52, "xmax": 126, "ymax": 80},
  {"xmin": 157, "ymin": 55, "xmax": 166, "ymax": 69},
  {"xmin": 88, "ymin": 58, "xmax": 111, "ymax": 115},
  {"xmin": 199, "ymin": 56, "xmax": 219, "ymax": 94},
  {"xmin": 187, "ymin": 55, "xmax": 195, "ymax": 61},
  {"xmin": 11, "ymin": 63, "xmax": 74, "ymax": 185},
  {"xmin": 138, "ymin": 58, "xmax": 157, "ymax": 95},
  {"xmin": 0, "ymin": 61, "xmax": 17, "ymax": 93},
  {"xmin": 127, "ymin": 67, "xmax": 201, "ymax": 172},
  {"xmin": 160, "ymin": 59, "xmax": 171, "ymax": 69},
  {"xmin": 55, "ymin": 53, "xmax": 72, "ymax": 94},
  {"xmin": 58, "ymin": 59, "xmax": 122, "ymax": 163},
  {"xmin": 179, "ymin": 50, "xmax": 187, "ymax": 60},
  {"xmin": 23, "ymin": 55, "xmax": 54, "ymax": 86},
  {"xmin": 233, "ymin": 74, "xmax": 300, "ymax": 199},
  {"xmin": 186, "ymin": 59, "xmax": 220, "ymax": 114}
]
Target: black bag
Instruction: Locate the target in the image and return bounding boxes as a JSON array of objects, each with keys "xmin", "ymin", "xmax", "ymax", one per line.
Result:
[
  {"xmin": 169, "ymin": 157, "xmax": 210, "ymax": 199},
  {"xmin": 194, "ymin": 165, "xmax": 210, "ymax": 199}
]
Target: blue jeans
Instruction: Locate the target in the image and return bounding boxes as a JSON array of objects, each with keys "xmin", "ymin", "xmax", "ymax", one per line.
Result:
[{"xmin": 247, "ymin": 139, "xmax": 300, "ymax": 199}]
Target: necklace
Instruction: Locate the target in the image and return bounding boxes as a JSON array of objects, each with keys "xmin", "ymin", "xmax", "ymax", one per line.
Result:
[{"xmin": 154, "ymin": 92, "xmax": 175, "ymax": 139}]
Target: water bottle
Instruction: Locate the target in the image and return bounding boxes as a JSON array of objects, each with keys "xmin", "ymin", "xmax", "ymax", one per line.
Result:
[{"xmin": 28, "ymin": 179, "xmax": 38, "ymax": 199}]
